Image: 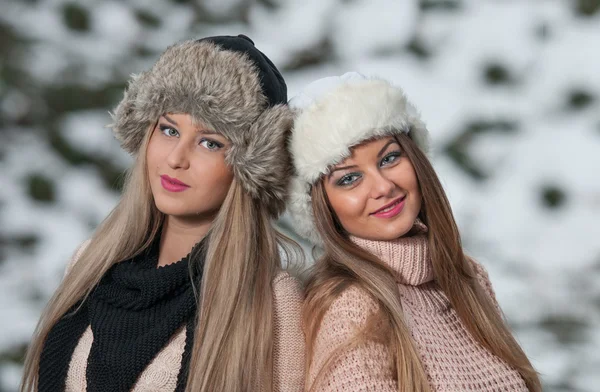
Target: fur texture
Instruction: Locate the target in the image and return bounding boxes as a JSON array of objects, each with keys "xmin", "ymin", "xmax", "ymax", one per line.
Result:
[
  {"xmin": 110, "ymin": 39, "xmax": 293, "ymax": 217},
  {"xmin": 227, "ymin": 104, "xmax": 294, "ymax": 217},
  {"xmin": 287, "ymin": 74, "xmax": 431, "ymax": 244}
]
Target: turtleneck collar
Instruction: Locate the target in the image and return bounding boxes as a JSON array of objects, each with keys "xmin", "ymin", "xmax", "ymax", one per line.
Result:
[{"xmin": 350, "ymin": 219, "xmax": 433, "ymax": 286}]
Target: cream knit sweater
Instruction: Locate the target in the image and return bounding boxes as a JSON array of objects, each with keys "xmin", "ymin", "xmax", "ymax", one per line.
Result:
[
  {"xmin": 308, "ymin": 230, "xmax": 527, "ymax": 391},
  {"xmin": 61, "ymin": 242, "xmax": 305, "ymax": 392}
]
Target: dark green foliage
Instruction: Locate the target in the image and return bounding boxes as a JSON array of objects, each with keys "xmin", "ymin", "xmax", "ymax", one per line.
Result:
[
  {"xmin": 134, "ymin": 45, "xmax": 156, "ymax": 58},
  {"xmin": 574, "ymin": 0, "xmax": 600, "ymax": 16},
  {"xmin": 48, "ymin": 128, "xmax": 91, "ymax": 166},
  {"xmin": 100, "ymin": 166, "xmax": 126, "ymax": 193},
  {"xmin": 48, "ymin": 129, "xmax": 126, "ymax": 193},
  {"xmin": 43, "ymin": 84, "xmax": 125, "ymax": 115},
  {"xmin": 284, "ymin": 39, "xmax": 333, "ymax": 71},
  {"xmin": 420, "ymin": 0, "xmax": 462, "ymax": 12},
  {"xmin": 406, "ymin": 38, "xmax": 431, "ymax": 60},
  {"xmin": 0, "ymin": 20, "xmax": 23, "ymax": 54},
  {"xmin": 444, "ymin": 120, "xmax": 518, "ymax": 181},
  {"xmin": 135, "ymin": 10, "xmax": 161, "ymax": 28},
  {"xmin": 62, "ymin": 3, "xmax": 91, "ymax": 32},
  {"xmin": 464, "ymin": 120, "xmax": 518, "ymax": 135},
  {"xmin": 445, "ymin": 142, "xmax": 486, "ymax": 181},
  {"xmin": 535, "ymin": 23, "xmax": 551, "ymax": 41},
  {"xmin": 539, "ymin": 315, "xmax": 588, "ymax": 345},
  {"xmin": 540, "ymin": 185, "xmax": 567, "ymax": 209},
  {"xmin": 257, "ymin": 0, "xmax": 279, "ymax": 9},
  {"xmin": 483, "ymin": 63, "xmax": 512, "ymax": 85},
  {"xmin": 14, "ymin": 234, "xmax": 39, "ymax": 250},
  {"xmin": 0, "ymin": 233, "xmax": 39, "ymax": 259},
  {"xmin": 567, "ymin": 89, "xmax": 595, "ymax": 111},
  {"xmin": 27, "ymin": 173, "xmax": 55, "ymax": 203},
  {"xmin": 0, "ymin": 343, "xmax": 28, "ymax": 365}
]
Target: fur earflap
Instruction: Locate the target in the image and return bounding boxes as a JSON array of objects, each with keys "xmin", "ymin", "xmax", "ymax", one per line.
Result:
[
  {"xmin": 287, "ymin": 73, "xmax": 431, "ymax": 244},
  {"xmin": 227, "ymin": 104, "xmax": 294, "ymax": 217},
  {"xmin": 109, "ymin": 38, "xmax": 293, "ymax": 217},
  {"xmin": 288, "ymin": 176, "xmax": 322, "ymax": 245}
]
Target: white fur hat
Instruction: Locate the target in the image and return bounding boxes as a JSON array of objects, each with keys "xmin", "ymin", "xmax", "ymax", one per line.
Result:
[{"xmin": 287, "ymin": 72, "xmax": 430, "ymax": 245}]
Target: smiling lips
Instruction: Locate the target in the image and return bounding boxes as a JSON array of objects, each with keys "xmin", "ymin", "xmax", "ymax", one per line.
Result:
[
  {"xmin": 160, "ymin": 175, "xmax": 190, "ymax": 192},
  {"xmin": 371, "ymin": 196, "xmax": 406, "ymax": 218}
]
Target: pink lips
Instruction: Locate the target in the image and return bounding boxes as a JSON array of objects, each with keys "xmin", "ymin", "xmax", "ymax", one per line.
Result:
[
  {"xmin": 160, "ymin": 175, "xmax": 190, "ymax": 192},
  {"xmin": 371, "ymin": 196, "xmax": 406, "ymax": 218}
]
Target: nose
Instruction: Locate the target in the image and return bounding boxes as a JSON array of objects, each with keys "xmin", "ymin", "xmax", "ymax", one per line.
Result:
[
  {"xmin": 368, "ymin": 170, "xmax": 396, "ymax": 200},
  {"xmin": 166, "ymin": 141, "xmax": 191, "ymax": 170}
]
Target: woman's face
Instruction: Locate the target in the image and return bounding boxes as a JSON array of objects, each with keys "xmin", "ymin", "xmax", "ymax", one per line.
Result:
[
  {"xmin": 323, "ymin": 136, "xmax": 422, "ymax": 241},
  {"xmin": 146, "ymin": 113, "xmax": 233, "ymax": 222}
]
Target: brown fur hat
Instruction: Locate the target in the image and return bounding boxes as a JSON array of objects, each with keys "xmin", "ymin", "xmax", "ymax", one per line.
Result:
[{"xmin": 110, "ymin": 35, "xmax": 293, "ymax": 217}]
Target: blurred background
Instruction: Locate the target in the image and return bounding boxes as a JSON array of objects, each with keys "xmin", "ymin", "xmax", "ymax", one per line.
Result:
[{"xmin": 1, "ymin": 0, "xmax": 599, "ymax": 390}]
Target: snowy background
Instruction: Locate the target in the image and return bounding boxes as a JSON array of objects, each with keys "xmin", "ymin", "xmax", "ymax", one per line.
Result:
[{"xmin": 1, "ymin": 0, "xmax": 599, "ymax": 390}]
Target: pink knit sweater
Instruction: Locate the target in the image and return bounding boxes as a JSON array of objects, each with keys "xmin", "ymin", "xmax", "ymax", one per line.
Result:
[
  {"xmin": 61, "ymin": 242, "xmax": 305, "ymax": 392},
  {"xmin": 308, "ymin": 228, "xmax": 527, "ymax": 391}
]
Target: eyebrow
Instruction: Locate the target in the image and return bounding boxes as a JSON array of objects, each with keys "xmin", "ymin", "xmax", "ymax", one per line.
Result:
[
  {"xmin": 161, "ymin": 114, "xmax": 219, "ymax": 135},
  {"xmin": 328, "ymin": 164, "xmax": 358, "ymax": 178},
  {"xmin": 196, "ymin": 129, "xmax": 220, "ymax": 136},
  {"xmin": 163, "ymin": 114, "xmax": 178, "ymax": 126},
  {"xmin": 377, "ymin": 139, "xmax": 399, "ymax": 158},
  {"xmin": 327, "ymin": 139, "xmax": 400, "ymax": 178}
]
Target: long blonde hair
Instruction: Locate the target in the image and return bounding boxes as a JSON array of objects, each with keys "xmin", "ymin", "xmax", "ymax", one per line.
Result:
[
  {"xmin": 22, "ymin": 125, "xmax": 293, "ymax": 391},
  {"xmin": 303, "ymin": 133, "xmax": 541, "ymax": 391}
]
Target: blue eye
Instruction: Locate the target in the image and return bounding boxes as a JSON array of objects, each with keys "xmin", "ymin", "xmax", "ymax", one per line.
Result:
[
  {"xmin": 380, "ymin": 151, "xmax": 401, "ymax": 167},
  {"xmin": 159, "ymin": 125, "xmax": 179, "ymax": 137},
  {"xmin": 337, "ymin": 173, "xmax": 361, "ymax": 186},
  {"xmin": 200, "ymin": 138, "xmax": 224, "ymax": 151}
]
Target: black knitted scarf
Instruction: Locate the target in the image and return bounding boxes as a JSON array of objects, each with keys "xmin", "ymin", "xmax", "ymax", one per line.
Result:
[{"xmin": 38, "ymin": 237, "xmax": 206, "ymax": 392}]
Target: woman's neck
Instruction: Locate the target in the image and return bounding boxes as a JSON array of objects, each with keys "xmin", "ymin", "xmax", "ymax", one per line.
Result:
[
  {"xmin": 349, "ymin": 219, "xmax": 433, "ymax": 286},
  {"xmin": 157, "ymin": 215, "xmax": 212, "ymax": 267}
]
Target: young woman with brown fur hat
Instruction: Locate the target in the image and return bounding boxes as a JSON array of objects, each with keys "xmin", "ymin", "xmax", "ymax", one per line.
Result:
[
  {"xmin": 21, "ymin": 35, "xmax": 304, "ymax": 392},
  {"xmin": 288, "ymin": 72, "xmax": 541, "ymax": 391}
]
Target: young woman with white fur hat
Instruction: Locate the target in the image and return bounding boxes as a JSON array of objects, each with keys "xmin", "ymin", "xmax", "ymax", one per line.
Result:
[
  {"xmin": 22, "ymin": 35, "xmax": 304, "ymax": 392},
  {"xmin": 288, "ymin": 72, "xmax": 541, "ymax": 391}
]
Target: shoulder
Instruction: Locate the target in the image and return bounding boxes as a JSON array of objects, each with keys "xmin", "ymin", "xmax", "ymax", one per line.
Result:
[
  {"xmin": 466, "ymin": 256, "xmax": 502, "ymax": 312},
  {"xmin": 467, "ymin": 256, "xmax": 490, "ymax": 278},
  {"xmin": 272, "ymin": 270, "xmax": 304, "ymax": 322},
  {"xmin": 272, "ymin": 270, "xmax": 303, "ymax": 300},
  {"xmin": 64, "ymin": 239, "xmax": 92, "ymax": 277},
  {"xmin": 466, "ymin": 256, "xmax": 494, "ymax": 291}
]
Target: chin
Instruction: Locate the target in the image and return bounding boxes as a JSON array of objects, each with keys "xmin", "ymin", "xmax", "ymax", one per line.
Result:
[
  {"xmin": 371, "ymin": 216, "xmax": 417, "ymax": 241},
  {"xmin": 154, "ymin": 199, "xmax": 189, "ymax": 216},
  {"xmin": 379, "ymin": 228, "xmax": 411, "ymax": 241}
]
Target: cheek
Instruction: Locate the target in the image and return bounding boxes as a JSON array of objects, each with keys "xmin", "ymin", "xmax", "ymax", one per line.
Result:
[
  {"xmin": 390, "ymin": 164, "xmax": 420, "ymax": 199},
  {"xmin": 210, "ymin": 156, "xmax": 233, "ymax": 183},
  {"xmin": 146, "ymin": 135, "xmax": 165, "ymax": 171},
  {"xmin": 413, "ymin": 185, "xmax": 422, "ymax": 211},
  {"xmin": 191, "ymin": 155, "xmax": 233, "ymax": 195},
  {"xmin": 327, "ymin": 188, "xmax": 369, "ymax": 226},
  {"xmin": 405, "ymin": 169, "xmax": 422, "ymax": 209}
]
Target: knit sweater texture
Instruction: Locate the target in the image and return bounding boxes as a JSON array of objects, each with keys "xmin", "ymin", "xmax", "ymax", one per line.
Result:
[
  {"xmin": 308, "ymin": 227, "xmax": 527, "ymax": 391},
  {"xmin": 60, "ymin": 241, "xmax": 305, "ymax": 392}
]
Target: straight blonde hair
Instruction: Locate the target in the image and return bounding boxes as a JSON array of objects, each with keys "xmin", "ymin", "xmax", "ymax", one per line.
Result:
[
  {"xmin": 21, "ymin": 125, "xmax": 294, "ymax": 391},
  {"xmin": 303, "ymin": 133, "xmax": 542, "ymax": 391}
]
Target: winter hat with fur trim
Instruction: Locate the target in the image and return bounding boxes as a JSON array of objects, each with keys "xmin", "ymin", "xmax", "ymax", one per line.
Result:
[
  {"xmin": 110, "ymin": 34, "xmax": 292, "ymax": 217},
  {"xmin": 288, "ymin": 72, "xmax": 430, "ymax": 245}
]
